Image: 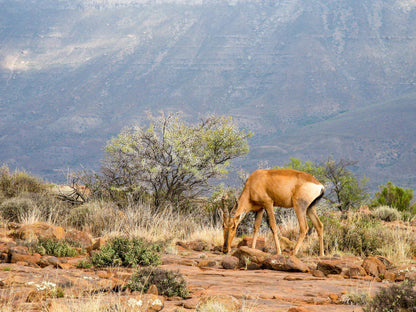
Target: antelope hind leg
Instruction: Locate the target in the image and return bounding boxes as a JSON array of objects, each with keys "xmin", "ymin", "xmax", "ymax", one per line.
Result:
[
  {"xmin": 292, "ymin": 199, "xmax": 309, "ymax": 255},
  {"xmin": 307, "ymin": 205, "xmax": 324, "ymax": 256}
]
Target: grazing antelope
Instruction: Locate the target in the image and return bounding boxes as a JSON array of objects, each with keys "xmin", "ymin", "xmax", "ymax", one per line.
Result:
[{"xmin": 222, "ymin": 169, "xmax": 325, "ymax": 256}]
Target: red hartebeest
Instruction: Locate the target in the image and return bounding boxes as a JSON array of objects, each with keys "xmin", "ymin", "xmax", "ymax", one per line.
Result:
[{"xmin": 222, "ymin": 169, "xmax": 325, "ymax": 256}]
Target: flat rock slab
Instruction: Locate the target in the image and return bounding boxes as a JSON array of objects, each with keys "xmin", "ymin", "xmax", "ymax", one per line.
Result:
[
  {"xmin": 0, "ymin": 249, "xmax": 389, "ymax": 312},
  {"xmin": 161, "ymin": 251, "xmax": 386, "ymax": 312}
]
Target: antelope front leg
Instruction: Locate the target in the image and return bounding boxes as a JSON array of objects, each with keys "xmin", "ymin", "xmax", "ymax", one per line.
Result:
[
  {"xmin": 264, "ymin": 203, "xmax": 281, "ymax": 254},
  {"xmin": 252, "ymin": 209, "xmax": 264, "ymax": 249}
]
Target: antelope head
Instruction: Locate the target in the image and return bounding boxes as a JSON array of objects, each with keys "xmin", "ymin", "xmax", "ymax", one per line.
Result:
[{"xmin": 221, "ymin": 197, "xmax": 239, "ymax": 254}]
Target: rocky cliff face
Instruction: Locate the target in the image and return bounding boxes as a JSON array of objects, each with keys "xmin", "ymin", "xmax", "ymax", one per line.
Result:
[{"xmin": 1, "ymin": 0, "xmax": 415, "ymax": 189}]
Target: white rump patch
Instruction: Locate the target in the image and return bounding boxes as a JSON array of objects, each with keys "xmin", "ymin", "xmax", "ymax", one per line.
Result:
[{"xmin": 304, "ymin": 183, "xmax": 324, "ymax": 202}]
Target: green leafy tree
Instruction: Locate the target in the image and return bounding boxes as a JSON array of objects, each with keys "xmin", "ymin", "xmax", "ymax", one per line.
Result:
[
  {"xmin": 320, "ymin": 158, "xmax": 368, "ymax": 211},
  {"xmin": 371, "ymin": 181, "xmax": 414, "ymax": 212},
  {"xmin": 100, "ymin": 112, "xmax": 252, "ymax": 209}
]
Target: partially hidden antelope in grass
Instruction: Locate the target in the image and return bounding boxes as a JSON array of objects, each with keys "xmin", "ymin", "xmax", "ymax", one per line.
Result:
[{"xmin": 222, "ymin": 168, "xmax": 325, "ymax": 256}]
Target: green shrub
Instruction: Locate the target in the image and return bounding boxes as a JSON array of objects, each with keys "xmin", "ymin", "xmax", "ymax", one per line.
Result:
[
  {"xmin": 76, "ymin": 259, "xmax": 93, "ymax": 269},
  {"xmin": 0, "ymin": 197, "xmax": 36, "ymax": 222},
  {"xmin": 372, "ymin": 181, "xmax": 414, "ymax": 212},
  {"xmin": 91, "ymin": 237, "xmax": 161, "ymax": 267},
  {"xmin": 66, "ymin": 201, "xmax": 126, "ymax": 236},
  {"xmin": 341, "ymin": 291, "xmax": 370, "ymax": 305},
  {"xmin": 35, "ymin": 238, "xmax": 79, "ymax": 257},
  {"xmin": 0, "ymin": 165, "xmax": 46, "ymax": 199},
  {"xmin": 127, "ymin": 267, "xmax": 189, "ymax": 298},
  {"xmin": 66, "ymin": 204, "xmax": 91, "ymax": 229},
  {"xmin": 372, "ymin": 206, "xmax": 401, "ymax": 222},
  {"xmin": 316, "ymin": 214, "xmax": 384, "ymax": 256},
  {"xmin": 364, "ymin": 280, "xmax": 416, "ymax": 312}
]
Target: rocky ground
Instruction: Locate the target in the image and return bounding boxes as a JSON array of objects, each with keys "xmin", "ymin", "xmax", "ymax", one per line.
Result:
[{"xmin": 0, "ymin": 223, "xmax": 415, "ymax": 312}]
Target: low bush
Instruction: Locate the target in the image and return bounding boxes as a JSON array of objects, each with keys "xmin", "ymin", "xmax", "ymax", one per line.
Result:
[
  {"xmin": 364, "ymin": 280, "xmax": 416, "ymax": 311},
  {"xmin": 35, "ymin": 238, "xmax": 79, "ymax": 257},
  {"xmin": 313, "ymin": 212, "xmax": 416, "ymax": 261},
  {"xmin": 127, "ymin": 267, "xmax": 189, "ymax": 298},
  {"xmin": 66, "ymin": 201, "xmax": 127, "ymax": 236},
  {"xmin": 315, "ymin": 214, "xmax": 384, "ymax": 256},
  {"xmin": 340, "ymin": 291, "xmax": 370, "ymax": 305},
  {"xmin": 0, "ymin": 165, "xmax": 46, "ymax": 199},
  {"xmin": 0, "ymin": 197, "xmax": 36, "ymax": 222},
  {"xmin": 372, "ymin": 206, "xmax": 401, "ymax": 222},
  {"xmin": 91, "ymin": 237, "xmax": 161, "ymax": 267},
  {"xmin": 76, "ymin": 260, "xmax": 93, "ymax": 269}
]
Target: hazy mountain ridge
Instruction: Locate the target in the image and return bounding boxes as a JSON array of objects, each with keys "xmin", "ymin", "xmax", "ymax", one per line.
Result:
[{"xmin": 0, "ymin": 0, "xmax": 415, "ymax": 190}]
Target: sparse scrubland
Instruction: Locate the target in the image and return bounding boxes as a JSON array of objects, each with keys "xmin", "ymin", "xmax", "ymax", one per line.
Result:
[{"xmin": 0, "ymin": 114, "xmax": 415, "ymax": 311}]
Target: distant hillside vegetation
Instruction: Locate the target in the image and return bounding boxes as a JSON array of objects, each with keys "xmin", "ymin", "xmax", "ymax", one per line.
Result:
[{"xmin": 0, "ymin": 0, "xmax": 415, "ymax": 191}]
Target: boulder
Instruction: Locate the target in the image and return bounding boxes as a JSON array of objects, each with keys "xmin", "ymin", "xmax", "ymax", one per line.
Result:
[
  {"xmin": 316, "ymin": 261, "xmax": 343, "ymax": 276},
  {"xmin": 12, "ymin": 223, "xmax": 66, "ymax": 241},
  {"xmin": 311, "ymin": 269, "xmax": 326, "ymax": 278},
  {"xmin": 374, "ymin": 255, "xmax": 394, "ymax": 269},
  {"xmin": 9, "ymin": 252, "xmax": 41, "ymax": 266},
  {"xmin": 345, "ymin": 265, "xmax": 367, "ymax": 278},
  {"xmin": 362, "ymin": 256, "xmax": 386, "ymax": 277},
  {"xmin": 176, "ymin": 240, "xmax": 209, "ymax": 252},
  {"xmin": 221, "ymin": 256, "xmax": 240, "ymax": 270},
  {"xmin": 8, "ymin": 246, "xmax": 41, "ymax": 266},
  {"xmin": 263, "ymin": 255, "xmax": 309, "ymax": 273},
  {"xmin": 38, "ymin": 256, "xmax": 60, "ymax": 268},
  {"xmin": 65, "ymin": 229, "xmax": 92, "ymax": 248},
  {"xmin": 232, "ymin": 246, "xmax": 269, "ymax": 266}
]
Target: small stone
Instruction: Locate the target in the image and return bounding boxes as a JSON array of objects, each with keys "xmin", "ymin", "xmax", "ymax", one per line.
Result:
[
  {"xmin": 57, "ymin": 262, "xmax": 72, "ymax": 270},
  {"xmin": 183, "ymin": 298, "xmax": 199, "ymax": 309},
  {"xmin": 246, "ymin": 262, "xmax": 262, "ymax": 270},
  {"xmin": 383, "ymin": 271, "xmax": 396, "ymax": 282},
  {"xmin": 346, "ymin": 265, "xmax": 367, "ymax": 278},
  {"xmin": 328, "ymin": 293, "xmax": 340, "ymax": 304},
  {"xmin": 197, "ymin": 260, "xmax": 216, "ymax": 268},
  {"xmin": 312, "ymin": 269, "xmax": 326, "ymax": 278}
]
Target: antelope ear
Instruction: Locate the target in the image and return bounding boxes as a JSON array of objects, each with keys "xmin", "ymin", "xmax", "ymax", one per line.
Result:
[
  {"xmin": 238, "ymin": 212, "xmax": 246, "ymax": 223},
  {"xmin": 220, "ymin": 195, "xmax": 232, "ymax": 218},
  {"xmin": 217, "ymin": 207, "xmax": 224, "ymax": 219}
]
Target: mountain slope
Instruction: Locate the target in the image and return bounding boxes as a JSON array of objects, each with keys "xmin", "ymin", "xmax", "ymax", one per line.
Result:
[
  {"xmin": 253, "ymin": 95, "xmax": 416, "ymax": 190},
  {"xmin": 0, "ymin": 0, "xmax": 415, "ymax": 190}
]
